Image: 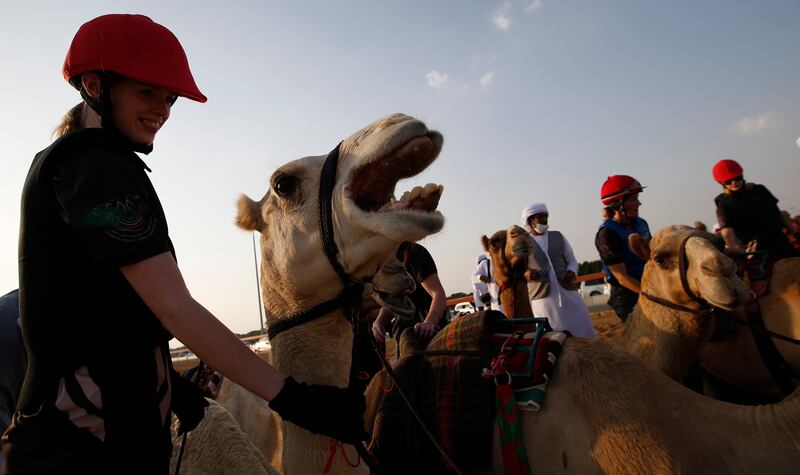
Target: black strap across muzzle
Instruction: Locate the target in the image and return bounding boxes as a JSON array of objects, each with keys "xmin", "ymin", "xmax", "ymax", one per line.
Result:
[
  {"xmin": 267, "ymin": 142, "xmax": 366, "ymax": 340},
  {"xmin": 640, "ymin": 234, "xmax": 713, "ymax": 316}
]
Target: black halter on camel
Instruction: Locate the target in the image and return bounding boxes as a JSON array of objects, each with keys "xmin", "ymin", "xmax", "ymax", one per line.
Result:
[
  {"xmin": 265, "ymin": 142, "xmax": 366, "ymax": 341},
  {"xmin": 639, "ymin": 233, "xmax": 800, "ymax": 395},
  {"xmin": 639, "ymin": 234, "xmax": 717, "ymax": 317},
  {"xmin": 261, "ymin": 142, "xmax": 463, "ymax": 475}
]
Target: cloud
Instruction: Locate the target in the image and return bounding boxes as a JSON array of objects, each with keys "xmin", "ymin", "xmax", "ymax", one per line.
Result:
[
  {"xmin": 480, "ymin": 72, "xmax": 495, "ymax": 88},
  {"xmin": 425, "ymin": 70, "xmax": 450, "ymax": 89},
  {"xmin": 732, "ymin": 111, "xmax": 780, "ymax": 135},
  {"xmin": 493, "ymin": 3, "xmax": 511, "ymax": 30},
  {"xmin": 524, "ymin": 0, "xmax": 543, "ymax": 13}
]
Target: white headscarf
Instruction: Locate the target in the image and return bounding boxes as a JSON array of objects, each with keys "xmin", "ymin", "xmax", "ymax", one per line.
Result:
[
  {"xmin": 476, "ymin": 254, "xmax": 488, "ymax": 265},
  {"xmin": 521, "ymin": 203, "xmax": 548, "ymax": 231}
]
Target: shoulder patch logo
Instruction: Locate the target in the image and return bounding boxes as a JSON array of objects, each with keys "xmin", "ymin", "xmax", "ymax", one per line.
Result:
[{"xmin": 91, "ymin": 194, "xmax": 157, "ymax": 242}]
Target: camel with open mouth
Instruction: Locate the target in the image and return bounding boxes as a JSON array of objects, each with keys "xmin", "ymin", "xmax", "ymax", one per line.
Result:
[
  {"xmin": 213, "ymin": 113, "xmax": 445, "ymax": 473},
  {"xmin": 478, "ymin": 225, "xmax": 800, "ymax": 474}
]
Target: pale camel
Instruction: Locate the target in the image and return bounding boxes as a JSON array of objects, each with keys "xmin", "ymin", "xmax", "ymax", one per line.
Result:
[
  {"xmin": 169, "ymin": 399, "xmax": 278, "ymax": 475},
  {"xmin": 475, "ymin": 225, "xmax": 800, "ymax": 474},
  {"xmin": 223, "ymin": 113, "xmax": 445, "ymax": 474},
  {"xmin": 619, "ymin": 224, "xmax": 799, "ymax": 398}
]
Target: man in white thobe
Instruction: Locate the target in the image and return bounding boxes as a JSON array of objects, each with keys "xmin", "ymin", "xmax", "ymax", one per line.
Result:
[
  {"xmin": 521, "ymin": 203, "xmax": 596, "ymax": 338},
  {"xmin": 471, "ymin": 254, "xmax": 503, "ymax": 314}
]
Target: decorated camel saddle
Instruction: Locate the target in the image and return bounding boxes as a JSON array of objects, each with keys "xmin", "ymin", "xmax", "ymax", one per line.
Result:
[{"xmin": 368, "ymin": 243, "xmax": 571, "ymax": 475}]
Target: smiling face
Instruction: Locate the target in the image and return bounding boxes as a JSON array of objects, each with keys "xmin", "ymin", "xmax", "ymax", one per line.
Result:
[
  {"xmin": 81, "ymin": 72, "xmax": 176, "ymax": 145},
  {"xmin": 110, "ymin": 78, "xmax": 176, "ymax": 144},
  {"xmin": 620, "ymin": 193, "xmax": 641, "ymax": 219},
  {"xmin": 723, "ymin": 176, "xmax": 745, "ymax": 193}
]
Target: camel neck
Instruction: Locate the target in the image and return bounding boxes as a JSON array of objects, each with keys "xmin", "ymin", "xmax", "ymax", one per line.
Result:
[
  {"xmin": 617, "ymin": 299, "xmax": 711, "ymax": 381},
  {"xmin": 500, "ymin": 278, "xmax": 534, "ymax": 318},
  {"xmin": 269, "ymin": 307, "xmax": 353, "ymax": 387}
]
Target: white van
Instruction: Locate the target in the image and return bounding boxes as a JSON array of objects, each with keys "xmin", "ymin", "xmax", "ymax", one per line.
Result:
[{"xmin": 454, "ymin": 302, "xmax": 475, "ymax": 315}]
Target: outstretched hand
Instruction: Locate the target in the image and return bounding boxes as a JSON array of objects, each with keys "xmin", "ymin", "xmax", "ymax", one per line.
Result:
[{"xmin": 269, "ymin": 377, "xmax": 368, "ymax": 444}]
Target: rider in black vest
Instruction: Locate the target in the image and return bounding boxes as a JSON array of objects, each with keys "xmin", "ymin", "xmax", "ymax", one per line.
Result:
[
  {"xmin": 712, "ymin": 159, "xmax": 799, "ymax": 259},
  {"xmin": 3, "ymin": 14, "xmax": 366, "ymax": 474}
]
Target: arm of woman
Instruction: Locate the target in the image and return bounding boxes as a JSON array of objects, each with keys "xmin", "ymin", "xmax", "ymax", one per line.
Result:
[
  {"xmin": 607, "ymin": 263, "xmax": 641, "ymax": 293},
  {"xmin": 720, "ymin": 227, "xmax": 745, "ymax": 253},
  {"xmin": 420, "ymin": 273, "xmax": 447, "ymax": 329},
  {"xmin": 122, "ymin": 252, "xmax": 368, "ymax": 442},
  {"xmin": 120, "ymin": 252, "xmax": 286, "ymax": 401}
]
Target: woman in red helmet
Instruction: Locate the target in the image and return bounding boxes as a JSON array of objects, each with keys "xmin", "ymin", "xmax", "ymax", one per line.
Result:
[
  {"xmin": 712, "ymin": 159, "xmax": 798, "ymax": 258},
  {"xmin": 3, "ymin": 14, "xmax": 365, "ymax": 474},
  {"xmin": 594, "ymin": 175, "xmax": 652, "ymax": 322}
]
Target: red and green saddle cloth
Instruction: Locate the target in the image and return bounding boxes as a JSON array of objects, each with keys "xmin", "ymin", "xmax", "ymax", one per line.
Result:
[{"xmin": 482, "ymin": 317, "xmax": 570, "ymax": 475}]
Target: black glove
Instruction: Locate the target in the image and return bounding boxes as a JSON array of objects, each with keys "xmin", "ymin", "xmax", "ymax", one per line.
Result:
[
  {"xmin": 170, "ymin": 369, "xmax": 209, "ymax": 435},
  {"xmin": 269, "ymin": 377, "xmax": 368, "ymax": 444}
]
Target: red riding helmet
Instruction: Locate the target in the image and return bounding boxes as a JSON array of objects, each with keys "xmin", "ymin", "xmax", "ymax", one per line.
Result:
[
  {"xmin": 600, "ymin": 175, "xmax": 645, "ymax": 206},
  {"xmin": 712, "ymin": 159, "xmax": 743, "ymax": 184},
  {"xmin": 63, "ymin": 14, "xmax": 206, "ymax": 103}
]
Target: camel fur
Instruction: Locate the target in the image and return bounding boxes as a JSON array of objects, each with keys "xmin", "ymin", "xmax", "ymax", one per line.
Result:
[
  {"xmin": 478, "ymin": 225, "xmax": 800, "ymax": 474},
  {"xmin": 224, "ymin": 113, "xmax": 445, "ymax": 474},
  {"xmin": 621, "ymin": 224, "xmax": 799, "ymax": 397},
  {"xmin": 169, "ymin": 399, "xmax": 278, "ymax": 475}
]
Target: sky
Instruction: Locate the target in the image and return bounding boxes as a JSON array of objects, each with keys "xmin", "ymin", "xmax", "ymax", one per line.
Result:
[{"xmin": 2, "ymin": 1, "xmax": 799, "ymax": 341}]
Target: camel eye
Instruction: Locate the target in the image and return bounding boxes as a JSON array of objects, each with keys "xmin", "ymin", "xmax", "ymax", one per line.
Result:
[
  {"xmin": 654, "ymin": 254, "xmax": 667, "ymax": 267},
  {"xmin": 273, "ymin": 174, "xmax": 299, "ymax": 197}
]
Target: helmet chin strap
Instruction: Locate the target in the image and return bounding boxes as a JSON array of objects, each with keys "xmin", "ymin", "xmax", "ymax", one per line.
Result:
[{"xmin": 78, "ymin": 72, "xmax": 154, "ymax": 155}]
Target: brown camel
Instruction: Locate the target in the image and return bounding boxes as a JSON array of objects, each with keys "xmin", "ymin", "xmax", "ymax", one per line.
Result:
[
  {"xmin": 220, "ymin": 113, "xmax": 445, "ymax": 474},
  {"xmin": 476, "ymin": 225, "xmax": 800, "ymax": 474},
  {"xmin": 620, "ymin": 224, "xmax": 800, "ymax": 398}
]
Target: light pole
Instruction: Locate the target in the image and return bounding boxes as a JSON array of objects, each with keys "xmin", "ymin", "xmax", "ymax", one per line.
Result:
[{"xmin": 252, "ymin": 232, "xmax": 265, "ymax": 335}]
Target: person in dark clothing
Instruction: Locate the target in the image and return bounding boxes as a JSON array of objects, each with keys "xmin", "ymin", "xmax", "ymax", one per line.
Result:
[
  {"xmin": 371, "ymin": 241, "xmax": 448, "ymax": 344},
  {"xmin": 712, "ymin": 159, "xmax": 799, "ymax": 259},
  {"xmin": 594, "ymin": 175, "xmax": 652, "ymax": 322},
  {"xmin": 3, "ymin": 14, "xmax": 365, "ymax": 475},
  {"xmin": 0, "ymin": 290, "xmax": 25, "ymax": 470}
]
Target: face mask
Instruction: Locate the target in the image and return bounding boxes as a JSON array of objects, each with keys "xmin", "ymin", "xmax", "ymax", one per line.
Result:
[{"xmin": 534, "ymin": 223, "xmax": 549, "ymax": 234}]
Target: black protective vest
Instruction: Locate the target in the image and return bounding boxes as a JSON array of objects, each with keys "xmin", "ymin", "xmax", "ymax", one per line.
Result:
[{"xmin": 17, "ymin": 128, "xmax": 173, "ymax": 413}]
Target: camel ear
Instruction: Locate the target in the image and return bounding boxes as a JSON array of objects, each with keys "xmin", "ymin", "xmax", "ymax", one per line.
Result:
[
  {"xmin": 236, "ymin": 194, "xmax": 265, "ymax": 231},
  {"xmin": 629, "ymin": 233, "xmax": 650, "ymax": 262},
  {"xmin": 481, "ymin": 235, "xmax": 490, "ymax": 252}
]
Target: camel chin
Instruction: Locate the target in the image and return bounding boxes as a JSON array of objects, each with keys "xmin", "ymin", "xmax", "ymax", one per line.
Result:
[{"xmin": 698, "ymin": 276, "xmax": 749, "ymax": 311}]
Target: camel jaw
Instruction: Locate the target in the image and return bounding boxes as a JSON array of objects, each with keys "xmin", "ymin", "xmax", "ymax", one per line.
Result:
[
  {"xmin": 699, "ymin": 275, "xmax": 750, "ymax": 311},
  {"xmin": 342, "ymin": 117, "xmax": 445, "ymax": 242}
]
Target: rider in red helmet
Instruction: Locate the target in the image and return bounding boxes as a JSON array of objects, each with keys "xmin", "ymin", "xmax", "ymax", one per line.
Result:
[
  {"xmin": 594, "ymin": 175, "xmax": 652, "ymax": 322},
  {"xmin": 712, "ymin": 159, "xmax": 798, "ymax": 259},
  {"xmin": 4, "ymin": 15, "xmax": 365, "ymax": 473}
]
